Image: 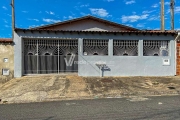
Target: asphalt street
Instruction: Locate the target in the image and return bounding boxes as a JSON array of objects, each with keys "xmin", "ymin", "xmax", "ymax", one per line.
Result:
[{"xmin": 0, "ymin": 96, "xmax": 180, "ymax": 120}]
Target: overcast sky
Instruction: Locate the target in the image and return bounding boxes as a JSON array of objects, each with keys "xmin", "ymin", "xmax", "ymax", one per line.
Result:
[{"xmin": 0, "ymin": 0, "xmax": 180, "ymax": 38}]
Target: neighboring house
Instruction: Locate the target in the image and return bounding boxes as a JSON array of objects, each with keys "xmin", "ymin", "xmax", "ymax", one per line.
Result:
[
  {"xmin": 0, "ymin": 38, "xmax": 14, "ymax": 82},
  {"xmin": 1, "ymin": 15, "xmax": 179, "ymax": 78}
]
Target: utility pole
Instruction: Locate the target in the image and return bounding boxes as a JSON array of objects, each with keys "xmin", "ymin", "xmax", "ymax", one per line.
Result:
[
  {"xmin": 161, "ymin": 0, "xmax": 165, "ymax": 31},
  {"xmin": 11, "ymin": 0, "xmax": 15, "ymax": 39},
  {"xmin": 170, "ymin": 0, "xmax": 175, "ymax": 30}
]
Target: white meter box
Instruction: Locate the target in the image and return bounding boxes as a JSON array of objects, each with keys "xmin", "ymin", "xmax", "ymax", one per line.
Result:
[
  {"xmin": 162, "ymin": 59, "xmax": 170, "ymax": 66},
  {"xmin": 3, "ymin": 58, "xmax": 8, "ymax": 63},
  {"xmin": 2, "ymin": 69, "xmax": 10, "ymax": 76}
]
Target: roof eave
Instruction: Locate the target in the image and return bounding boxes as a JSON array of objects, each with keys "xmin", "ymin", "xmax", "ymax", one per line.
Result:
[{"xmin": 15, "ymin": 28, "xmax": 177, "ymax": 35}]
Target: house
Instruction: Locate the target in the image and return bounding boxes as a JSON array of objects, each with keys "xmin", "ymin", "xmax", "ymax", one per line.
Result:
[
  {"xmin": 1, "ymin": 15, "xmax": 179, "ymax": 78},
  {"xmin": 176, "ymin": 36, "xmax": 180, "ymax": 75},
  {"xmin": 14, "ymin": 16, "xmax": 178, "ymax": 77},
  {"xmin": 0, "ymin": 38, "xmax": 14, "ymax": 82}
]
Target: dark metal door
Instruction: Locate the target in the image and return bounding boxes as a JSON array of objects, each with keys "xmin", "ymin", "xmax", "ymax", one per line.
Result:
[{"xmin": 23, "ymin": 39, "xmax": 78, "ymax": 74}]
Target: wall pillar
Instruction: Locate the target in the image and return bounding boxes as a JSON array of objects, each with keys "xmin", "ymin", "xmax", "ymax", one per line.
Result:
[
  {"xmin": 14, "ymin": 32, "xmax": 23, "ymax": 77},
  {"xmin": 78, "ymin": 38, "xmax": 83, "ymax": 76},
  {"xmin": 139, "ymin": 40, "xmax": 143, "ymax": 56},
  {"xmin": 109, "ymin": 39, "xmax": 113, "ymax": 56},
  {"xmin": 78, "ymin": 38, "xmax": 83, "ymax": 56}
]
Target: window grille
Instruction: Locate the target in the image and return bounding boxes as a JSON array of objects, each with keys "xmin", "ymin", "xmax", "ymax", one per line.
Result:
[
  {"xmin": 83, "ymin": 39, "xmax": 108, "ymax": 56},
  {"xmin": 143, "ymin": 40, "xmax": 170, "ymax": 56},
  {"xmin": 113, "ymin": 40, "xmax": 138, "ymax": 56},
  {"xmin": 24, "ymin": 39, "xmax": 37, "ymax": 56},
  {"xmin": 24, "ymin": 39, "xmax": 78, "ymax": 56}
]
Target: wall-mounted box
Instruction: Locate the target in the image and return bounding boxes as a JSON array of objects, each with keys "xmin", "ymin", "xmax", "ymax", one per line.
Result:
[
  {"xmin": 2, "ymin": 69, "xmax": 10, "ymax": 76},
  {"xmin": 163, "ymin": 59, "xmax": 170, "ymax": 66},
  {"xmin": 3, "ymin": 58, "xmax": 8, "ymax": 63},
  {"xmin": 84, "ymin": 52, "xmax": 87, "ymax": 56}
]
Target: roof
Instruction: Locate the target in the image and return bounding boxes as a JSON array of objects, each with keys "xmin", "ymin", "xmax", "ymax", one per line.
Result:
[
  {"xmin": 33, "ymin": 15, "xmax": 139, "ymax": 31},
  {"xmin": 0, "ymin": 38, "xmax": 13, "ymax": 43},
  {"xmin": 15, "ymin": 28, "xmax": 177, "ymax": 34}
]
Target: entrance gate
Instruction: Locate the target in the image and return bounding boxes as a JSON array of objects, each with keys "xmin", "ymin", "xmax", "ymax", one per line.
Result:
[{"xmin": 23, "ymin": 39, "xmax": 78, "ymax": 74}]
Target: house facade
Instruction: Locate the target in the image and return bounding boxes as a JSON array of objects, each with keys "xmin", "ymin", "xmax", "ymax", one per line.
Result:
[
  {"xmin": 12, "ymin": 16, "xmax": 177, "ymax": 77},
  {"xmin": 0, "ymin": 38, "xmax": 14, "ymax": 82}
]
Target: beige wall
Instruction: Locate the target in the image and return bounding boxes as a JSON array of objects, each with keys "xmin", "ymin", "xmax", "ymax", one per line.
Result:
[{"xmin": 0, "ymin": 43, "xmax": 14, "ymax": 83}]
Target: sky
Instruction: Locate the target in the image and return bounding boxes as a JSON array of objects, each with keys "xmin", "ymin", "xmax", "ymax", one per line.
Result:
[{"xmin": 0, "ymin": 0, "xmax": 180, "ymax": 38}]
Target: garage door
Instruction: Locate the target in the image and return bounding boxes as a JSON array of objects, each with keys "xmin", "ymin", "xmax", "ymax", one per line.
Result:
[{"xmin": 23, "ymin": 39, "xmax": 78, "ymax": 74}]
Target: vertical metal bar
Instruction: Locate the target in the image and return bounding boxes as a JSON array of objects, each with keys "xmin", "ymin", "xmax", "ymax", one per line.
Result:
[
  {"xmin": 58, "ymin": 40, "xmax": 59, "ymax": 74},
  {"xmin": 22, "ymin": 39, "xmax": 24, "ymax": 75},
  {"xmin": 37, "ymin": 40, "xmax": 39, "ymax": 74},
  {"xmin": 100, "ymin": 66, "xmax": 101, "ymax": 77}
]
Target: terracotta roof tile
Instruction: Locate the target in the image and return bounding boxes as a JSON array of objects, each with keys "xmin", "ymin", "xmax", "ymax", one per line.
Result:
[{"xmin": 0, "ymin": 38, "xmax": 13, "ymax": 43}]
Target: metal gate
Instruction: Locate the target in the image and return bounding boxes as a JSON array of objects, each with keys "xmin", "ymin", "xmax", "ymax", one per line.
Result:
[{"xmin": 23, "ymin": 39, "xmax": 78, "ymax": 74}]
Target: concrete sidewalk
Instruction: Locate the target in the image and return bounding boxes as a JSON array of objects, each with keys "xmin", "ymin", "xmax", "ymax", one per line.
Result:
[{"xmin": 0, "ymin": 75, "xmax": 180, "ymax": 104}]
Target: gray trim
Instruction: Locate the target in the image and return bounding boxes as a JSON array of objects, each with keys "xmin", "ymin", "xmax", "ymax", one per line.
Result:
[
  {"xmin": 78, "ymin": 38, "xmax": 83, "ymax": 76},
  {"xmin": 22, "ymin": 40, "xmax": 24, "ymax": 75},
  {"xmin": 109, "ymin": 39, "xmax": 113, "ymax": 57},
  {"xmin": 14, "ymin": 33, "xmax": 23, "ymax": 77},
  {"xmin": 139, "ymin": 40, "xmax": 143, "ymax": 56},
  {"xmin": 16, "ymin": 31, "xmax": 175, "ymax": 40},
  {"xmin": 37, "ymin": 41, "xmax": 38, "ymax": 74},
  {"xmin": 170, "ymin": 40, "xmax": 176, "ymax": 75}
]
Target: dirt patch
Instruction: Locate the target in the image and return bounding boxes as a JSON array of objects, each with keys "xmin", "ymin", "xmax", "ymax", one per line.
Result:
[
  {"xmin": 65, "ymin": 75, "xmax": 90, "ymax": 98},
  {"xmin": 0, "ymin": 75, "xmax": 180, "ymax": 104},
  {"xmin": 84, "ymin": 76, "xmax": 180, "ymax": 97}
]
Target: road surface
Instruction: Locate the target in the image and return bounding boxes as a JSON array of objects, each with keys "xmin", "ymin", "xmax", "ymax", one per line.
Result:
[{"xmin": 0, "ymin": 96, "xmax": 180, "ymax": 120}]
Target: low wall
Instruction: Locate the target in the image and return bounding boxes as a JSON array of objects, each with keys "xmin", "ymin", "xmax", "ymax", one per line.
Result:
[
  {"xmin": 79, "ymin": 56, "xmax": 175, "ymax": 76},
  {"xmin": 0, "ymin": 43, "xmax": 14, "ymax": 83},
  {"xmin": 79, "ymin": 39, "xmax": 175, "ymax": 77},
  {"xmin": 177, "ymin": 41, "xmax": 180, "ymax": 75}
]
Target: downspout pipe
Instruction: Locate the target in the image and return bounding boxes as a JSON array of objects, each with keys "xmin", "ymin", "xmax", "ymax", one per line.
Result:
[{"xmin": 175, "ymin": 32, "xmax": 180, "ymax": 75}]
